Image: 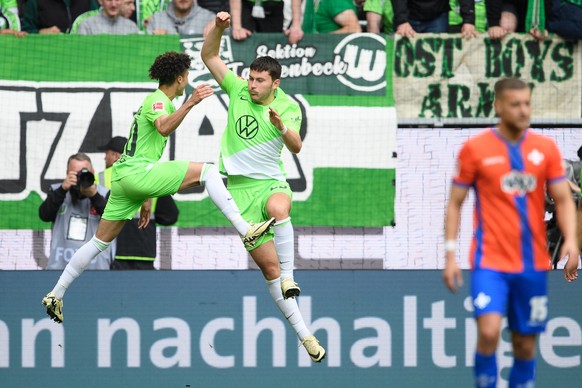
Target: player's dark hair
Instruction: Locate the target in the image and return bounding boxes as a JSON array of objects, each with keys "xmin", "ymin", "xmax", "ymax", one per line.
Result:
[
  {"xmin": 149, "ymin": 52, "xmax": 191, "ymax": 86},
  {"xmin": 250, "ymin": 56, "xmax": 282, "ymax": 81},
  {"xmin": 494, "ymin": 78, "xmax": 530, "ymax": 97}
]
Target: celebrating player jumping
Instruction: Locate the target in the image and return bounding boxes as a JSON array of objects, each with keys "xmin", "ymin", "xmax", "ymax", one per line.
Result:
[
  {"xmin": 42, "ymin": 51, "xmax": 275, "ymax": 323},
  {"xmin": 200, "ymin": 12, "xmax": 326, "ymax": 363}
]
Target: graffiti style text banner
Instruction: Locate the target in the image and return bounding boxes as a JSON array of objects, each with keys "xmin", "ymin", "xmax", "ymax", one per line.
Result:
[
  {"xmin": 0, "ymin": 35, "xmax": 396, "ymax": 228},
  {"xmin": 393, "ymin": 34, "xmax": 581, "ymax": 120}
]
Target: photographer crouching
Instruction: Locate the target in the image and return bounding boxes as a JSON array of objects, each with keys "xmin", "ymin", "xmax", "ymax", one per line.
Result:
[{"xmin": 39, "ymin": 153, "xmax": 115, "ymax": 270}]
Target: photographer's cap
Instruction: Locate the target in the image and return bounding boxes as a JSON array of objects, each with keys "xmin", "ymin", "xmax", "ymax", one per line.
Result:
[{"xmin": 98, "ymin": 136, "xmax": 127, "ymax": 153}]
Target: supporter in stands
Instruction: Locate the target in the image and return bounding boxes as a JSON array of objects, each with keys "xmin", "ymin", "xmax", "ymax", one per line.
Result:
[
  {"xmin": 547, "ymin": 0, "xmax": 582, "ymax": 39},
  {"xmin": 22, "ymin": 0, "xmax": 99, "ymax": 33},
  {"xmin": 121, "ymin": 0, "xmax": 136, "ymax": 18},
  {"xmin": 70, "ymin": 8, "xmax": 99, "ymax": 33},
  {"xmin": 97, "ymin": 136, "xmax": 179, "ymax": 270},
  {"xmin": 147, "ymin": 0, "xmax": 215, "ymax": 35},
  {"xmin": 392, "ymin": 0, "xmax": 476, "ymax": 36},
  {"xmin": 283, "ymin": 0, "xmax": 303, "ymax": 43},
  {"xmin": 0, "ymin": 4, "xmax": 26, "ymax": 36},
  {"xmin": 485, "ymin": 0, "xmax": 551, "ymax": 39},
  {"xmin": 229, "ymin": 0, "xmax": 303, "ymax": 43},
  {"xmin": 72, "ymin": 0, "xmax": 135, "ymax": 33},
  {"xmin": 314, "ymin": 0, "xmax": 361, "ymax": 33},
  {"xmin": 365, "ymin": 0, "xmax": 394, "ymax": 33},
  {"xmin": 77, "ymin": 0, "xmax": 139, "ymax": 34},
  {"xmin": 39, "ymin": 153, "xmax": 115, "ymax": 270},
  {"xmin": 449, "ymin": 0, "xmax": 487, "ymax": 34}
]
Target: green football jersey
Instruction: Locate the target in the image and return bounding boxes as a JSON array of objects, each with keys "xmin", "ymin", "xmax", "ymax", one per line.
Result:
[
  {"xmin": 219, "ymin": 70, "xmax": 302, "ymax": 181},
  {"xmin": 364, "ymin": 0, "xmax": 394, "ymax": 33},
  {"xmin": 70, "ymin": 9, "xmax": 100, "ymax": 34},
  {"xmin": 315, "ymin": 0, "xmax": 357, "ymax": 33},
  {"xmin": 113, "ymin": 89, "xmax": 175, "ymax": 180}
]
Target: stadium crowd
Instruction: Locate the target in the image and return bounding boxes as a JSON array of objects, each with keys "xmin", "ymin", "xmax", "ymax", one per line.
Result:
[{"xmin": 0, "ymin": 0, "xmax": 580, "ymax": 40}]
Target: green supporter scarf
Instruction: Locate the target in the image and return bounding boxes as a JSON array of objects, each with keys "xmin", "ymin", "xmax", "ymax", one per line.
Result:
[
  {"xmin": 525, "ymin": 0, "xmax": 545, "ymax": 32},
  {"xmin": 302, "ymin": 0, "xmax": 316, "ymax": 33}
]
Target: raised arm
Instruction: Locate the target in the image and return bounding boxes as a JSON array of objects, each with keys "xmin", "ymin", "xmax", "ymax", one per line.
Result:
[{"xmin": 201, "ymin": 12, "xmax": 231, "ymax": 85}]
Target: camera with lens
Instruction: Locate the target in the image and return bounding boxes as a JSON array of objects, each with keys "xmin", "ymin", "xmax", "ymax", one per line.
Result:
[{"xmin": 76, "ymin": 168, "xmax": 95, "ymax": 189}]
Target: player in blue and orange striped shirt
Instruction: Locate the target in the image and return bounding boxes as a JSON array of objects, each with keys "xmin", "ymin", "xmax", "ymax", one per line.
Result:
[{"xmin": 443, "ymin": 78, "xmax": 578, "ymax": 388}]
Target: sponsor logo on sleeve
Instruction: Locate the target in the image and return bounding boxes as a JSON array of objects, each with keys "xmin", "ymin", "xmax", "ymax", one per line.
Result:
[{"xmin": 152, "ymin": 102, "xmax": 165, "ymax": 112}]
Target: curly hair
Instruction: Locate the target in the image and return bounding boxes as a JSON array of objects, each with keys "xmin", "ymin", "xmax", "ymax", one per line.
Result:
[{"xmin": 149, "ymin": 52, "xmax": 191, "ymax": 86}]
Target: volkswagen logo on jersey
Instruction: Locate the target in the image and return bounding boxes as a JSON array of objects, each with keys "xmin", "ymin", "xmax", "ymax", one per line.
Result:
[
  {"xmin": 501, "ymin": 171, "xmax": 537, "ymax": 196},
  {"xmin": 235, "ymin": 115, "xmax": 259, "ymax": 140}
]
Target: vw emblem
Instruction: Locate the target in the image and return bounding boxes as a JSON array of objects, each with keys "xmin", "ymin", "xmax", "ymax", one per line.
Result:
[{"xmin": 235, "ymin": 115, "xmax": 259, "ymax": 140}]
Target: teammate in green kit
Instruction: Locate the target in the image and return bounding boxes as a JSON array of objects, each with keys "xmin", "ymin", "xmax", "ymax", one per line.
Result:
[
  {"xmin": 201, "ymin": 12, "xmax": 326, "ymax": 363},
  {"xmin": 42, "ymin": 51, "xmax": 274, "ymax": 324}
]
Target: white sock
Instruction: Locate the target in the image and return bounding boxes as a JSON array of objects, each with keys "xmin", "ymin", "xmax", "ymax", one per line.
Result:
[
  {"xmin": 267, "ymin": 277, "xmax": 310, "ymax": 340},
  {"xmin": 52, "ymin": 236, "xmax": 110, "ymax": 299},
  {"xmin": 274, "ymin": 217, "xmax": 294, "ymax": 280},
  {"xmin": 201, "ymin": 163, "xmax": 249, "ymax": 235}
]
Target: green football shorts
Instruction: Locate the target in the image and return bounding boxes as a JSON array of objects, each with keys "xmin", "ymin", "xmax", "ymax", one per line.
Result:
[
  {"xmin": 227, "ymin": 175, "xmax": 292, "ymax": 251},
  {"xmin": 103, "ymin": 160, "xmax": 189, "ymax": 221}
]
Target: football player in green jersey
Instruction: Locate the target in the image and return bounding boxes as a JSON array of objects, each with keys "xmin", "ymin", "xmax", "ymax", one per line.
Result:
[
  {"xmin": 201, "ymin": 12, "xmax": 326, "ymax": 362},
  {"xmin": 42, "ymin": 51, "xmax": 274, "ymax": 324}
]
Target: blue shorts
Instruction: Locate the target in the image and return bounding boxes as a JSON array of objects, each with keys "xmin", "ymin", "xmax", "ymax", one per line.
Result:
[{"xmin": 471, "ymin": 269, "xmax": 548, "ymax": 334}]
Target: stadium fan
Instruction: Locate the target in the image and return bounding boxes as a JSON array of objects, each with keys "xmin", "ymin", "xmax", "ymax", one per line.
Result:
[
  {"xmin": 365, "ymin": 0, "xmax": 394, "ymax": 33},
  {"xmin": 21, "ymin": 0, "xmax": 99, "ymax": 33},
  {"xmin": 313, "ymin": 0, "xmax": 361, "ymax": 33},
  {"xmin": 147, "ymin": 0, "xmax": 215, "ymax": 35},
  {"xmin": 485, "ymin": 0, "xmax": 551, "ymax": 39},
  {"xmin": 392, "ymin": 0, "xmax": 477, "ymax": 36},
  {"xmin": 230, "ymin": 0, "xmax": 304, "ymax": 43},
  {"xmin": 547, "ymin": 0, "xmax": 582, "ymax": 39},
  {"xmin": 77, "ymin": 0, "xmax": 139, "ymax": 34}
]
